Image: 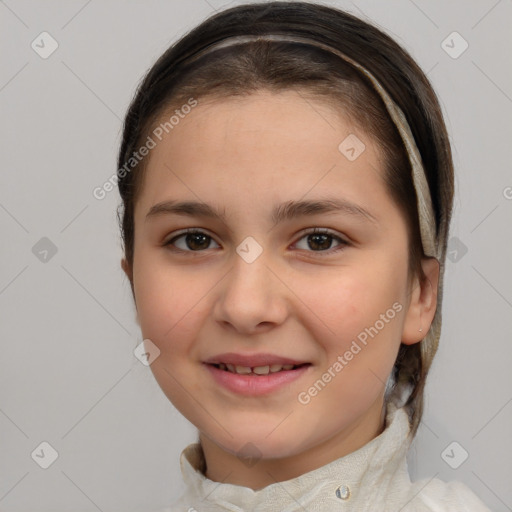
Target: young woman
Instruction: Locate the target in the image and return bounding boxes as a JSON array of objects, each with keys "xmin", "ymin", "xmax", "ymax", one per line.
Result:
[{"xmin": 116, "ymin": 2, "xmax": 491, "ymax": 510}]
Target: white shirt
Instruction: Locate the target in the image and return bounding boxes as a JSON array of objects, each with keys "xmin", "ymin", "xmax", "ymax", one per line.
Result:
[{"xmin": 161, "ymin": 401, "xmax": 491, "ymax": 511}]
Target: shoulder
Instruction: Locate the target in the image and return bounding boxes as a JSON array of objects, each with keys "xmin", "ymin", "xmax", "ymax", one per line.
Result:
[{"xmin": 402, "ymin": 476, "xmax": 491, "ymax": 512}]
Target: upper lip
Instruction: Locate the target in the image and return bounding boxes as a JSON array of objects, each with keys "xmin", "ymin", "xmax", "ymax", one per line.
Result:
[{"xmin": 203, "ymin": 352, "xmax": 310, "ymax": 367}]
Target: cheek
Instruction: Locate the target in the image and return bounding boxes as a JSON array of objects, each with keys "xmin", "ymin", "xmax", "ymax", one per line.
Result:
[
  {"xmin": 132, "ymin": 256, "xmax": 201, "ymax": 352},
  {"xmin": 300, "ymin": 266, "xmax": 405, "ymax": 388},
  {"xmin": 132, "ymin": 259, "xmax": 209, "ymax": 411},
  {"xmin": 303, "ymin": 265, "xmax": 404, "ymax": 338},
  {"xmin": 288, "ymin": 270, "xmax": 405, "ymax": 450}
]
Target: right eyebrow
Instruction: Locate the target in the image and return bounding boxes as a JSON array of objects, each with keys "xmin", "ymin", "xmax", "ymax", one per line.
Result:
[{"xmin": 145, "ymin": 200, "xmax": 228, "ymax": 223}]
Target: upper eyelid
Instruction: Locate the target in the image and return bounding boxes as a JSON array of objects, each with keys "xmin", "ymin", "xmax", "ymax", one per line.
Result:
[
  {"xmin": 299, "ymin": 227, "xmax": 348, "ymax": 240},
  {"xmin": 165, "ymin": 228, "xmax": 219, "ymax": 244}
]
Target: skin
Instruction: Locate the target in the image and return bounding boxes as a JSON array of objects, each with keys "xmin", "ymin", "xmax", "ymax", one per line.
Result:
[{"xmin": 121, "ymin": 90, "xmax": 439, "ymax": 489}]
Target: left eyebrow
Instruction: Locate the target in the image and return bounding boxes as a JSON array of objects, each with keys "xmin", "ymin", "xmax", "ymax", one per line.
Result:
[
  {"xmin": 271, "ymin": 198, "xmax": 378, "ymax": 225},
  {"xmin": 145, "ymin": 197, "xmax": 378, "ymax": 225}
]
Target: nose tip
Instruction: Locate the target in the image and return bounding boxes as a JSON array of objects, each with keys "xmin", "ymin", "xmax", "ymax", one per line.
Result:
[{"xmin": 213, "ymin": 249, "xmax": 289, "ymax": 334}]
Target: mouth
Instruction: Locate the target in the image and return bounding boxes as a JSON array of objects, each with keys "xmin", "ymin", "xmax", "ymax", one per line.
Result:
[
  {"xmin": 209, "ymin": 362, "xmax": 310, "ymax": 375},
  {"xmin": 203, "ymin": 354, "xmax": 313, "ymax": 396}
]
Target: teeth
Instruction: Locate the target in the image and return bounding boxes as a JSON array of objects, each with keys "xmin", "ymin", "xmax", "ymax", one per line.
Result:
[
  {"xmin": 234, "ymin": 365, "xmax": 252, "ymax": 374},
  {"xmin": 253, "ymin": 365, "xmax": 270, "ymax": 375},
  {"xmin": 217, "ymin": 363, "xmax": 299, "ymax": 375}
]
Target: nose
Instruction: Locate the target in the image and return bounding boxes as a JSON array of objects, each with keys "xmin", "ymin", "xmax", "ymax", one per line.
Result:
[{"xmin": 213, "ymin": 249, "xmax": 290, "ymax": 335}]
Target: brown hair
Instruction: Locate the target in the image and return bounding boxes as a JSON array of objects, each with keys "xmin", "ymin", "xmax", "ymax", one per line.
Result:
[{"xmin": 117, "ymin": 1, "xmax": 454, "ymax": 438}]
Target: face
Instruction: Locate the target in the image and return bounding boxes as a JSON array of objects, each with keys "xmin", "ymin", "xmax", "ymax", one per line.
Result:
[{"xmin": 125, "ymin": 90, "xmax": 428, "ymax": 465}]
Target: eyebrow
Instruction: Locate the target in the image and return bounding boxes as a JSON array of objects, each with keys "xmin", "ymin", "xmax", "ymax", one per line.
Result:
[{"xmin": 145, "ymin": 197, "xmax": 378, "ymax": 225}]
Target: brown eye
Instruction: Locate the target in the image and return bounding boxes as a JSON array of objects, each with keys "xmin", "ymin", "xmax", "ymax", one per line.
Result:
[
  {"xmin": 294, "ymin": 228, "xmax": 349, "ymax": 255},
  {"xmin": 165, "ymin": 230, "xmax": 220, "ymax": 252},
  {"xmin": 306, "ymin": 233, "xmax": 334, "ymax": 251}
]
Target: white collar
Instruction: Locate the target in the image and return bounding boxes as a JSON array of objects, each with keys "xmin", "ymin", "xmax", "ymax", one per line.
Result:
[{"xmin": 178, "ymin": 401, "xmax": 413, "ymax": 509}]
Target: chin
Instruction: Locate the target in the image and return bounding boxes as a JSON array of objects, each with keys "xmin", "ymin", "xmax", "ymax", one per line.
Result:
[{"xmin": 205, "ymin": 421, "xmax": 309, "ymax": 461}]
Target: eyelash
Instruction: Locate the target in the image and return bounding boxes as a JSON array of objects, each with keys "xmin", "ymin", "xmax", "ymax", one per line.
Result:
[{"xmin": 163, "ymin": 227, "xmax": 350, "ymax": 257}]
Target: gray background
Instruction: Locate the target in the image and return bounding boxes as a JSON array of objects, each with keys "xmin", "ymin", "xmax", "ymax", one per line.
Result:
[{"xmin": 0, "ymin": 0, "xmax": 511, "ymax": 510}]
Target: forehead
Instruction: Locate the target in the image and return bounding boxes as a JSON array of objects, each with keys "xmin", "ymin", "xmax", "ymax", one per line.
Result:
[
  {"xmin": 135, "ymin": 90, "xmax": 391, "ymax": 221},
  {"xmin": 157, "ymin": 90, "xmax": 365, "ymax": 154}
]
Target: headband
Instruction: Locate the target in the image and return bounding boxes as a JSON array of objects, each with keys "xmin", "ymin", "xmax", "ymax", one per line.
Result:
[{"xmin": 182, "ymin": 34, "xmax": 440, "ymax": 260}]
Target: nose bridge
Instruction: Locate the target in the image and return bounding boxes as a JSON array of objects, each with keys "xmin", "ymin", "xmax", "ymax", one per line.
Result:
[{"xmin": 214, "ymin": 238, "xmax": 289, "ymax": 332}]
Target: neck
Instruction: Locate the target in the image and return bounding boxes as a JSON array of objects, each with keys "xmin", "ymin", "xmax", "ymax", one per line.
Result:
[{"xmin": 199, "ymin": 396, "xmax": 387, "ymax": 490}]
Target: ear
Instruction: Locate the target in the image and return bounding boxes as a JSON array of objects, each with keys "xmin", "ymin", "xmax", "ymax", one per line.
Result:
[
  {"xmin": 121, "ymin": 257, "xmax": 136, "ymax": 302},
  {"xmin": 401, "ymin": 257, "xmax": 440, "ymax": 345},
  {"xmin": 121, "ymin": 258, "xmax": 139, "ymax": 325},
  {"xmin": 121, "ymin": 257, "xmax": 132, "ymax": 282}
]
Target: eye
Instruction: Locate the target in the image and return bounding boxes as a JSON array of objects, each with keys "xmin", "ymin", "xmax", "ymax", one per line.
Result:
[
  {"xmin": 164, "ymin": 229, "xmax": 220, "ymax": 252},
  {"xmin": 293, "ymin": 228, "xmax": 349, "ymax": 255},
  {"xmin": 163, "ymin": 227, "xmax": 349, "ymax": 256}
]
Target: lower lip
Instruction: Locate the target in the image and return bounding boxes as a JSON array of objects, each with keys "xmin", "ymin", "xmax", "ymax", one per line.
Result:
[{"xmin": 204, "ymin": 363, "xmax": 311, "ymax": 396}]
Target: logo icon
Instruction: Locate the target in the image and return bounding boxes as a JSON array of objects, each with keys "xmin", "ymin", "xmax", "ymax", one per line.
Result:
[
  {"xmin": 236, "ymin": 236, "xmax": 263, "ymax": 263},
  {"xmin": 134, "ymin": 339, "xmax": 161, "ymax": 366},
  {"xmin": 441, "ymin": 441, "xmax": 469, "ymax": 469},
  {"xmin": 447, "ymin": 236, "xmax": 468, "ymax": 263},
  {"xmin": 32, "ymin": 237, "xmax": 58, "ymax": 263},
  {"xmin": 441, "ymin": 32, "xmax": 469, "ymax": 59},
  {"xmin": 237, "ymin": 442, "xmax": 262, "ymax": 468},
  {"xmin": 338, "ymin": 134, "xmax": 366, "ymax": 161},
  {"xmin": 31, "ymin": 32, "xmax": 59, "ymax": 59},
  {"xmin": 31, "ymin": 441, "xmax": 59, "ymax": 469}
]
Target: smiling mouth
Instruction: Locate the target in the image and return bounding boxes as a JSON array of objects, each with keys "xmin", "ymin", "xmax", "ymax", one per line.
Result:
[{"xmin": 209, "ymin": 363, "xmax": 311, "ymax": 375}]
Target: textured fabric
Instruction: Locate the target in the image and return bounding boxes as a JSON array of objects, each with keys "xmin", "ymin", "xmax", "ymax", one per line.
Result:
[{"xmin": 159, "ymin": 401, "xmax": 491, "ymax": 512}]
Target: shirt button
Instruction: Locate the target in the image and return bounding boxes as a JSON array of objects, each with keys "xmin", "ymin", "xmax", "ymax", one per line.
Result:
[{"xmin": 335, "ymin": 484, "xmax": 351, "ymax": 500}]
